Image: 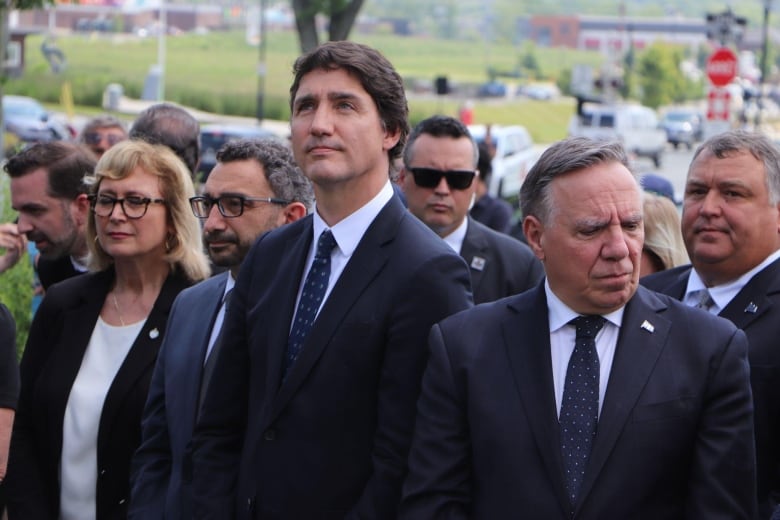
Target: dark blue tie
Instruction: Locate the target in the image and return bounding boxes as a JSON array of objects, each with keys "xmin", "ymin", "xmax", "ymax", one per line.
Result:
[
  {"xmin": 560, "ymin": 314, "xmax": 605, "ymax": 504},
  {"xmin": 284, "ymin": 230, "xmax": 337, "ymax": 376}
]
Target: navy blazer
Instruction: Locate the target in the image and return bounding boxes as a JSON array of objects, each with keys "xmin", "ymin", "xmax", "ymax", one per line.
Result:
[
  {"xmin": 460, "ymin": 217, "xmax": 543, "ymax": 304},
  {"xmin": 642, "ymin": 258, "xmax": 780, "ymax": 516},
  {"xmin": 130, "ymin": 272, "xmax": 229, "ymax": 520},
  {"xmin": 401, "ymin": 284, "xmax": 756, "ymax": 519},
  {"xmin": 191, "ymin": 195, "xmax": 473, "ymax": 519},
  {"xmin": 6, "ymin": 269, "xmax": 190, "ymax": 520}
]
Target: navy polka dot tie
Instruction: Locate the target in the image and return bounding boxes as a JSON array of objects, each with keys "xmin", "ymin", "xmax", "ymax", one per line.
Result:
[
  {"xmin": 560, "ymin": 315, "xmax": 605, "ymax": 504},
  {"xmin": 284, "ymin": 230, "xmax": 337, "ymax": 377}
]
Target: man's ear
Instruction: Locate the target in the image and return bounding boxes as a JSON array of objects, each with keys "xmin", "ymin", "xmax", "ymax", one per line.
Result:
[
  {"xmin": 523, "ymin": 215, "xmax": 546, "ymax": 262},
  {"xmin": 72, "ymin": 194, "xmax": 91, "ymax": 227},
  {"xmin": 282, "ymin": 202, "xmax": 307, "ymax": 225}
]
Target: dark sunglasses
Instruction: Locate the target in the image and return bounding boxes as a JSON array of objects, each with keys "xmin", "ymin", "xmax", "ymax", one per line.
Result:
[
  {"xmin": 83, "ymin": 132, "xmax": 125, "ymax": 146},
  {"xmin": 408, "ymin": 167, "xmax": 476, "ymax": 190}
]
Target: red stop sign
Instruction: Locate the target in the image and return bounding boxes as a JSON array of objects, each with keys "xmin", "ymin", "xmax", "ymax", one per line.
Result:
[{"xmin": 706, "ymin": 47, "xmax": 738, "ymax": 87}]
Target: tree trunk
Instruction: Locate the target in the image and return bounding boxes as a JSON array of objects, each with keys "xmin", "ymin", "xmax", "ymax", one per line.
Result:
[
  {"xmin": 292, "ymin": 0, "xmax": 319, "ymax": 54},
  {"xmin": 328, "ymin": 0, "xmax": 364, "ymax": 42}
]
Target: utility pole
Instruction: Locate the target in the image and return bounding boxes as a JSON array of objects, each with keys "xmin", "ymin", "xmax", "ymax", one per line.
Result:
[
  {"xmin": 759, "ymin": 0, "xmax": 772, "ymax": 127},
  {"xmin": 256, "ymin": 0, "xmax": 267, "ymax": 123}
]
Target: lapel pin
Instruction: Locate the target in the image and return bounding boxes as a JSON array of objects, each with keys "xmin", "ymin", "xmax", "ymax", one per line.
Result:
[
  {"xmin": 640, "ymin": 320, "xmax": 655, "ymax": 333},
  {"xmin": 470, "ymin": 256, "xmax": 486, "ymax": 271},
  {"xmin": 744, "ymin": 302, "xmax": 758, "ymax": 314},
  {"xmin": 149, "ymin": 328, "xmax": 160, "ymax": 339}
]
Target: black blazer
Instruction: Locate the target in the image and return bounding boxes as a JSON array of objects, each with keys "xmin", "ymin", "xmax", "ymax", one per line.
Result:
[
  {"xmin": 6, "ymin": 269, "xmax": 191, "ymax": 520},
  {"xmin": 191, "ymin": 196, "xmax": 473, "ymax": 519},
  {"xmin": 460, "ymin": 217, "xmax": 543, "ymax": 304},
  {"xmin": 401, "ymin": 284, "xmax": 756, "ymax": 519},
  {"xmin": 642, "ymin": 258, "xmax": 780, "ymax": 516}
]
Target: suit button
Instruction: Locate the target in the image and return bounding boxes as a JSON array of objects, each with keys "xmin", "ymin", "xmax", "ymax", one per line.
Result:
[
  {"xmin": 263, "ymin": 429, "xmax": 276, "ymax": 441},
  {"xmin": 99, "ymin": 469, "xmax": 107, "ymax": 477}
]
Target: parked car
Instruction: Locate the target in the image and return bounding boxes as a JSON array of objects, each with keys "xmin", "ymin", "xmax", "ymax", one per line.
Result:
[
  {"xmin": 198, "ymin": 123, "xmax": 282, "ymax": 182},
  {"xmin": 661, "ymin": 108, "xmax": 704, "ymax": 150},
  {"xmin": 476, "ymin": 81, "xmax": 508, "ymax": 98},
  {"xmin": 519, "ymin": 82, "xmax": 561, "ymax": 100},
  {"xmin": 569, "ymin": 103, "xmax": 666, "ymax": 167},
  {"xmin": 3, "ymin": 95, "xmax": 73, "ymax": 145},
  {"xmin": 468, "ymin": 124, "xmax": 539, "ymax": 202}
]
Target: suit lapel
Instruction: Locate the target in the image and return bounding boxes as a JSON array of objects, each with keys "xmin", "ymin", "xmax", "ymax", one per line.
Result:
[
  {"xmin": 460, "ymin": 218, "xmax": 489, "ymax": 297},
  {"xmin": 575, "ymin": 287, "xmax": 671, "ymax": 510},
  {"xmin": 99, "ymin": 273, "xmax": 190, "ymax": 446},
  {"xmin": 271, "ymin": 199, "xmax": 402, "ymax": 420},
  {"xmin": 264, "ymin": 219, "xmax": 314, "ymax": 397},
  {"xmin": 719, "ymin": 257, "xmax": 780, "ymax": 330},
  {"xmin": 503, "ymin": 285, "xmax": 571, "ymax": 514}
]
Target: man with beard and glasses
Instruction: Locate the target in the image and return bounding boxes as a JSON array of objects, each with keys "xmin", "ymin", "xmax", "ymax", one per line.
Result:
[
  {"xmin": 5, "ymin": 142, "xmax": 96, "ymax": 289},
  {"xmin": 129, "ymin": 138, "xmax": 312, "ymax": 520}
]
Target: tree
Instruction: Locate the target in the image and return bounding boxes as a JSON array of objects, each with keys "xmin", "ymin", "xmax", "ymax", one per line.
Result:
[
  {"xmin": 292, "ymin": 0, "xmax": 366, "ymax": 54},
  {"xmin": 636, "ymin": 42, "xmax": 688, "ymax": 109}
]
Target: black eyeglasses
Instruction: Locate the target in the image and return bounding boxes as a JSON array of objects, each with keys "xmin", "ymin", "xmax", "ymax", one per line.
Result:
[
  {"xmin": 408, "ymin": 167, "xmax": 476, "ymax": 190},
  {"xmin": 189, "ymin": 195, "xmax": 290, "ymax": 219},
  {"xmin": 83, "ymin": 133, "xmax": 125, "ymax": 146},
  {"xmin": 89, "ymin": 194, "xmax": 166, "ymax": 219}
]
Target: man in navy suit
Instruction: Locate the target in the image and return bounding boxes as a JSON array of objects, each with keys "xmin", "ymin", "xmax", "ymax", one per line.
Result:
[
  {"xmin": 642, "ymin": 130, "xmax": 780, "ymax": 518},
  {"xmin": 400, "ymin": 137, "xmax": 756, "ymax": 519},
  {"xmin": 190, "ymin": 42, "xmax": 473, "ymax": 519},
  {"xmin": 128, "ymin": 139, "xmax": 312, "ymax": 519},
  {"xmin": 400, "ymin": 115, "xmax": 542, "ymax": 304}
]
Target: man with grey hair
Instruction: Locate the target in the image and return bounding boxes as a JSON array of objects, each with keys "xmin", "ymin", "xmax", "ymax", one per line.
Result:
[
  {"xmin": 401, "ymin": 136, "xmax": 755, "ymax": 519},
  {"xmin": 129, "ymin": 138, "xmax": 312, "ymax": 519},
  {"xmin": 643, "ymin": 129, "xmax": 780, "ymax": 517}
]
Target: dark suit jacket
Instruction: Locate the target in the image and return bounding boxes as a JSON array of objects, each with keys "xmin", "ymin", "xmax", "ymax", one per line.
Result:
[
  {"xmin": 129, "ymin": 272, "xmax": 229, "ymax": 520},
  {"xmin": 642, "ymin": 259, "xmax": 780, "ymax": 516},
  {"xmin": 469, "ymin": 193, "xmax": 513, "ymax": 234},
  {"xmin": 400, "ymin": 284, "xmax": 756, "ymax": 519},
  {"xmin": 6, "ymin": 269, "xmax": 190, "ymax": 520},
  {"xmin": 460, "ymin": 217, "xmax": 543, "ymax": 304},
  {"xmin": 191, "ymin": 196, "xmax": 473, "ymax": 519}
]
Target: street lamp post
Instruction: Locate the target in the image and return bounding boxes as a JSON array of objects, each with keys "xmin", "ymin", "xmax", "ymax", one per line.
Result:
[
  {"xmin": 256, "ymin": 0, "xmax": 267, "ymax": 123},
  {"xmin": 759, "ymin": 0, "xmax": 772, "ymax": 127}
]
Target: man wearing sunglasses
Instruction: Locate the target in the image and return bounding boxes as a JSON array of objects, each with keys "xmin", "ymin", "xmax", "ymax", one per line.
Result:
[
  {"xmin": 130, "ymin": 138, "xmax": 313, "ymax": 519},
  {"xmin": 400, "ymin": 115, "xmax": 543, "ymax": 304},
  {"xmin": 78, "ymin": 114, "xmax": 128, "ymax": 159}
]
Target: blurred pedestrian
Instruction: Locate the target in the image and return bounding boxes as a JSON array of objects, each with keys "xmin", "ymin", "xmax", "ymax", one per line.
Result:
[
  {"xmin": 470, "ymin": 141, "xmax": 513, "ymax": 234},
  {"xmin": 6, "ymin": 140, "xmax": 209, "ymax": 520},
  {"xmin": 79, "ymin": 114, "xmax": 128, "ymax": 159},
  {"xmin": 0, "ymin": 303, "xmax": 19, "ymax": 517},
  {"xmin": 130, "ymin": 103, "xmax": 200, "ymax": 180}
]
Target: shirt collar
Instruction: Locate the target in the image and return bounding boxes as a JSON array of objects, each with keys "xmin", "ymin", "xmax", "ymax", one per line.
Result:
[
  {"xmin": 545, "ymin": 279, "xmax": 625, "ymax": 332},
  {"xmin": 442, "ymin": 217, "xmax": 469, "ymax": 254},
  {"xmin": 312, "ymin": 180, "xmax": 394, "ymax": 257},
  {"xmin": 686, "ymin": 249, "xmax": 780, "ymax": 309}
]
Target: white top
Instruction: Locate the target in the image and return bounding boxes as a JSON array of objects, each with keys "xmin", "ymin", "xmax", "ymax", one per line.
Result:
[
  {"xmin": 293, "ymin": 180, "xmax": 394, "ymax": 320},
  {"xmin": 545, "ymin": 281, "xmax": 623, "ymax": 418},
  {"xmin": 60, "ymin": 316, "xmax": 145, "ymax": 520},
  {"xmin": 204, "ymin": 273, "xmax": 236, "ymax": 362},
  {"xmin": 684, "ymin": 249, "xmax": 780, "ymax": 315}
]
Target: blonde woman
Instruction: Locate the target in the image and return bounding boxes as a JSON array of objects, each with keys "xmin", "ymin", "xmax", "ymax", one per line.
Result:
[
  {"xmin": 7, "ymin": 140, "xmax": 209, "ymax": 520},
  {"xmin": 640, "ymin": 191, "xmax": 688, "ymax": 277}
]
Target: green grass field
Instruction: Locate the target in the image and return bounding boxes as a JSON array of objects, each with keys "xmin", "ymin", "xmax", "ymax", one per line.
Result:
[{"xmin": 12, "ymin": 30, "xmax": 590, "ymax": 143}]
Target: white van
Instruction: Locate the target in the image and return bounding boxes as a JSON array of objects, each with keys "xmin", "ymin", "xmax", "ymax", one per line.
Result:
[
  {"xmin": 468, "ymin": 124, "xmax": 539, "ymax": 201},
  {"xmin": 569, "ymin": 104, "xmax": 666, "ymax": 167}
]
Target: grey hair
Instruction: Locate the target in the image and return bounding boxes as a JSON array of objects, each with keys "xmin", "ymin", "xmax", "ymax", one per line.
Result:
[{"xmin": 520, "ymin": 137, "xmax": 633, "ymax": 224}]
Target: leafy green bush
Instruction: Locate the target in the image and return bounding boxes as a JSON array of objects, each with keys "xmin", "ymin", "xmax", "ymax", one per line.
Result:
[{"xmin": 0, "ymin": 178, "xmax": 33, "ymax": 358}]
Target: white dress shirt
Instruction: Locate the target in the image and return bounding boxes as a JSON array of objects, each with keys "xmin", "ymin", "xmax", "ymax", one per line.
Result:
[
  {"xmin": 204, "ymin": 273, "xmax": 235, "ymax": 363},
  {"xmin": 546, "ymin": 281, "xmax": 624, "ymax": 418}
]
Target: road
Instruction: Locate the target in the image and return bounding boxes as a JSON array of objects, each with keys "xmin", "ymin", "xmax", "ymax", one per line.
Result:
[{"xmin": 632, "ymin": 144, "xmax": 695, "ymax": 203}]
